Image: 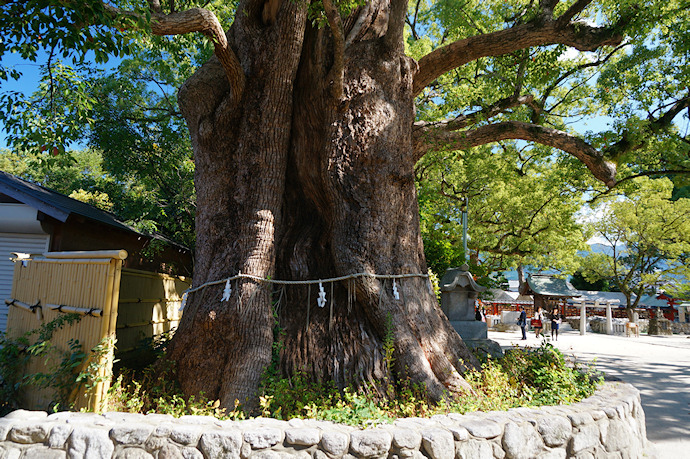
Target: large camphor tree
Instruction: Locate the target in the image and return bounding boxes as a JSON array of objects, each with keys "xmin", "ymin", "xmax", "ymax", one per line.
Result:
[{"xmin": 1, "ymin": 0, "xmax": 688, "ymax": 408}]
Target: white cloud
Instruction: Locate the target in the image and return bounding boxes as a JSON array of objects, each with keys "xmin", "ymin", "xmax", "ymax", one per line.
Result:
[{"xmin": 558, "ymin": 47, "xmax": 597, "ymax": 63}]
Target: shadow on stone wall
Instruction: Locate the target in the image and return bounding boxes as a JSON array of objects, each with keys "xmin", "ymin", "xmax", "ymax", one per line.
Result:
[{"xmin": 0, "ymin": 382, "xmax": 650, "ymax": 458}]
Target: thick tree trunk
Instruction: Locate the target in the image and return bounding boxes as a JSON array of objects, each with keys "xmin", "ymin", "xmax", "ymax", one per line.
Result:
[
  {"xmin": 278, "ymin": 19, "xmax": 477, "ymax": 400},
  {"xmin": 169, "ymin": 0, "xmax": 478, "ymax": 409},
  {"xmin": 168, "ymin": 0, "xmax": 308, "ymax": 408}
]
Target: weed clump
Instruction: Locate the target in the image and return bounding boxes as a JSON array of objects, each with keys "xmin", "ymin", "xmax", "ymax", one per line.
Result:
[
  {"xmin": 251, "ymin": 342, "xmax": 602, "ymax": 425},
  {"xmin": 0, "ymin": 313, "xmax": 86, "ymax": 415},
  {"xmin": 3, "ymin": 316, "xmax": 601, "ymax": 425},
  {"xmin": 107, "ymin": 359, "xmax": 239, "ymax": 420}
]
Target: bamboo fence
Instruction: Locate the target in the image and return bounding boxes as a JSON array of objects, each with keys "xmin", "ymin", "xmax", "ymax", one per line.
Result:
[
  {"xmin": 116, "ymin": 268, "xmax": 189, "ymax": 353},
  {"xmin": 4, "ymin": 250, "xmax": 189, "ymax": 412}
]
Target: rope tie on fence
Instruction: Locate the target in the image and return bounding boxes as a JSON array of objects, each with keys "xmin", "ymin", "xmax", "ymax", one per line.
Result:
[
  {"xmin": 52, "ymin": 305, "xmax": 64, "ymax": 312},
  {"xmin": 29, "ymin": 301, "xmax": 43, "ymax": 321}
]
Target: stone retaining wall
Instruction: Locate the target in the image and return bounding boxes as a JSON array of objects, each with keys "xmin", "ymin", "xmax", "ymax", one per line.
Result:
[
  {"xmin": 0, "ymin": 382, "xmax": 647, "ymax": 459},
  {"xmin": 670, "ymin": 322, "xmax": 690, "ymax": 335}
]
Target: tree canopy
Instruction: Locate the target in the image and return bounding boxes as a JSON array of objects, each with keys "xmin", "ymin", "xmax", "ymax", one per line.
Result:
[
  {"xmin": 417, "ymin": 141, "xmax": 590, "ymax": 280},
  {"xmin": 408, "ymin": 0, "xmax": 689, "ymax": 189},
  {"xmin": 3, "ymin": 0, "xmax": 688, "ymax": 271},
  {"xmin": 1, "ymin": 11, "xmax": 202, "ymax": 248},
  {"xmin": 2, "ymin": 0, "xmax": 688, "ymax": 189},
  {"xmin": 580, "ymin": 177, "xmax": 690, "ymax": 312}
]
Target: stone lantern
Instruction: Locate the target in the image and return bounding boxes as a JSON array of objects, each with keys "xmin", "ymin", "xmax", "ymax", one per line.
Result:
[{"xmin": 440, "ymin": 264, "xmax": 487, "ymax": 342}]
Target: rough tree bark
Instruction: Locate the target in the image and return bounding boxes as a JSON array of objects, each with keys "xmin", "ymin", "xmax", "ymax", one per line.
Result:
[
  {"xmin": 167, "ymin": 0, "xmax": 310, "ymax": 407},
  {"xmin": 166, "ymin": 0, "xmax": 627, "ymax": 408},
  {"xmin": 277, "ymin": 3, "xmax": 477, "ymax": 400}
]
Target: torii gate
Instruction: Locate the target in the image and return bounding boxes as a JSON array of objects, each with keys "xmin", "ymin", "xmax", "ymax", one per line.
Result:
[{"xmin": 571, "ymin": 298, "xmax": 621, "ymax": 335}]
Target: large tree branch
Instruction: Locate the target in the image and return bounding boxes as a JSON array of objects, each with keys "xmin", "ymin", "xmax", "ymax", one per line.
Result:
[
  {"xmin": 587, "ymin": 169, "xmax": 690, "ymax": 203},
  {"xmin": 415, "ymin": 94, "xmax": 534, "ymax": 132},
  {"xmin": 414, "ymin": 120, "xmax": 617, "ymax": 187},
  {"xmin": 555, "ymin": 0, "xmax": 594, "ymax": 27},
  {"xmin": 656, "ymin": 98, "xmax": 690, "ymax": 125},
  {"xmin": 100, "ymin": 3, "xmax": 245, "ymax": 101},
  {"xmin": 322, "ymin": 0, "xmax": 345, "ymax": 100},
  {"xmin": 413, "ymin": 7, "xmax": 626, "ymax": 96},
  {"xmin": 386, "ymin": 0, "xmax": 409, "ymax": 51},
  {"xmin": 606, "ymin": 95, "xmax": 690, "ymax": 162},
  {"xmin": 146, "ymin": 0, "xmax": 162, "ymax": 14},
  {"xmin": 539, "ymin": 0, "xmax": 561, "ymax": 20}
]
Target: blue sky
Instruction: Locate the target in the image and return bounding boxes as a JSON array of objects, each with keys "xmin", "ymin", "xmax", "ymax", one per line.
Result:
[
  {"xmin": 0, "ymin": 53, "xmax": 44, "ymax": 149},
  {"xmin": 0, "ymin": 49, "xmax": 119, "ymax": 150},
  {"xmin": 2, "ymin": 53, "xmax": 45, "ymax": 90},
  {"xmin": 0, "ymin": 45, "xmax": 618, "ymax": 151}
]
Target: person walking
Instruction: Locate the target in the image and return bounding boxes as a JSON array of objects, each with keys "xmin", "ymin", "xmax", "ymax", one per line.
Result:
[
  {"xmin": 533, "ymin": 306, "xmax": 544, "ymax": 338},
  {"xmin": 518, "ymin": 306, "xmax": 527, "ymax": 340},
  {"xmin": 551, "ymin": 307, "xmax": 562, "ymax": 341}
]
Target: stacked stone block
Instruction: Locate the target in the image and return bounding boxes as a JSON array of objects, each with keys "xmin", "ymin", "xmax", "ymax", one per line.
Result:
[{"xmin": 0, "ymin": 382, "xmax": 648, "ymax": 458}]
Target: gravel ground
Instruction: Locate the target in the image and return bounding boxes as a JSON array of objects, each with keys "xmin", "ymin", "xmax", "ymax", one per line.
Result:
[{"xmin": 488, "ymin": 326, "xmax": 690, "ymax": 459}]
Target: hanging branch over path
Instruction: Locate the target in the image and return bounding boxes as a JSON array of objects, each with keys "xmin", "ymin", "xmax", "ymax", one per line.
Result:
[
  {"xmin": 415, "ymin": 120, "xmax": 618, "ymax": 187},
  {"xmin": 413, "ymin": 0, "xmax": 629, "ymax": 96}
]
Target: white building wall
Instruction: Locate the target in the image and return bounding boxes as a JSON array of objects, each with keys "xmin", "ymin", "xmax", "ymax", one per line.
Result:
[{"xmin": 0, "ymin": 203, "xmax": 50, "ymax": 332}]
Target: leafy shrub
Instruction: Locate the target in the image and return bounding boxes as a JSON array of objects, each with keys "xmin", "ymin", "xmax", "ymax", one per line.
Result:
[
  {"xmin": 0, "ymin": 313, "xmax": 84, "ymax": 415},
  {"xmin": 499, "ymin": 342, "xmax": 602, "ymax": 406},
  {"xmin": 304, "ymin": 388, "xmax": 392, "ymax": 427},
  {"xmin": 249, "ymin": 342, "xmax": 601, "ymax": 425},
  {"xmin": 105, "ymin": 341, "xmax": 602, "ymax": 426}
]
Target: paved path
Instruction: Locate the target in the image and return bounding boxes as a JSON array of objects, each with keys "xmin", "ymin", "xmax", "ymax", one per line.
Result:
[{"xmin": 488, "ymin": 328, "xmax": 690, "ymax": 459}]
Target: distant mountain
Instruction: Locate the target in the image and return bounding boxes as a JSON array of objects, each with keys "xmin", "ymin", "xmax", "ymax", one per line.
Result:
[
  {"xmin": 590, "ymin": 243, "xmax": 613, "ymax": 254},
  {"xmin": 500, "ymin": 241, "xmax": 675, "ymax": 293},
  {"xmin": 502, "ymin": 242, "xmax": 616, "ymax": 291},
  {"xmin": 584, "ymin": 243, "xmax": 670, "ymax": 270},
  {"xmin": 579, "ymin": 243, "xmax": 615, "ymax": 256}
]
